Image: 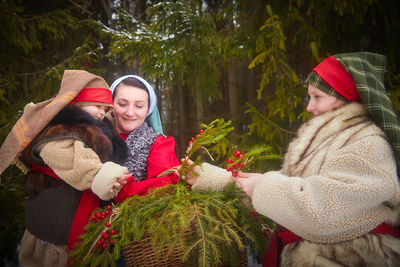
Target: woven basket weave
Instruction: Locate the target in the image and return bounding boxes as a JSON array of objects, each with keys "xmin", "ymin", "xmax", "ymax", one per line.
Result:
[{"xmin": 122, "ymin": 233, "xmax": 249, "ymax": 267}]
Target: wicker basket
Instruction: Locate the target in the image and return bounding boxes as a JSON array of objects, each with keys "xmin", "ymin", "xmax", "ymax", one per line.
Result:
[{"xmin": 122, "ymin": 233, "xmax": 249, "ymax": 267}]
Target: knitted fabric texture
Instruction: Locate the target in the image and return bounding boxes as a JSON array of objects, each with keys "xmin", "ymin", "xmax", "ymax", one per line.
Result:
[
  {"xmin": 123, "ymin": 122, "xmax": 160, "ymax": 181},
  {"xmin": 307, "ymin": 52, "xmax": 400, "ymax": 172}
]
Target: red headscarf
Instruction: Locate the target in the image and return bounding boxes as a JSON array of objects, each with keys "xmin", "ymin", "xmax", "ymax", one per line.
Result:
[
  {"xmin": 69, "ymin": 88, "xmax": 113, "ymax": 106},
  {"xmin": 312, "ymin": 56, "xmax": 360, "ymax": 101}
]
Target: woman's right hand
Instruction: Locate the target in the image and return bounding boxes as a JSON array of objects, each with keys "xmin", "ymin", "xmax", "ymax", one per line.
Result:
[
  {"xmin": 237, "ymin": 171, "xmax": 261, "ymax": 178},
  {"xmin": 176, "ymin": 158, "xmax": 200, "ymax": 185},
  {"xmin": 232, "ymin": 173, "xmax": 263, "ymax": 197}
]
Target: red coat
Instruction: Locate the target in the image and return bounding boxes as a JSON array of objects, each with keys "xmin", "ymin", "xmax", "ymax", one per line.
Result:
[{"xmin": 114, "ymin": 135, "xmax": 180, "ymax": 202}]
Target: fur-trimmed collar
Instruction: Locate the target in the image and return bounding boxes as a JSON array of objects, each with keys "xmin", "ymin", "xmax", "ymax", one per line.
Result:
[
  {"xmin": 282, "ymin": 102, "xmax": 385, "ymax": 177},
  {"xmin": 49, "ymin": 106, "xmax": 127, "ymax": 164}
]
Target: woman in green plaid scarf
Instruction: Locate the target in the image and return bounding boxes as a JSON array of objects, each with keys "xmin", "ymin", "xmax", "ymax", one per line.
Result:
[{"xmin": 189, "ymin": 52, "xmax": 400, "ymax": 266}]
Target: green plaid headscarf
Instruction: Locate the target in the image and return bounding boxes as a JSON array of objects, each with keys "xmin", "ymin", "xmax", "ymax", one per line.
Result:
[{"xmin": 307, "ymin": 52, "xmax": 400, "ymax": 169}]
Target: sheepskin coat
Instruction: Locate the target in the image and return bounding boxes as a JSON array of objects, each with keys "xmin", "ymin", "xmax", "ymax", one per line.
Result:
[
  {"xmin": 20, "ymin": 106, "xmax": 127, "ymax": 245},
  {"xmin": 193, "ymin": 102, "xmax": 400, "ymax": 266}
]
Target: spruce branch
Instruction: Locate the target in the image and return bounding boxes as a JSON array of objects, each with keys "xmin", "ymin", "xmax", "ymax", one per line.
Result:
[
  {"xmin": 194, "ymin": 203, "xmax": 207, "ymax": 267},
  {"xmin": 70, "ymin": 118, "xmax": 278, "ymax": 266},
  {"xmin": 179, "ymin": 119, "xmax": 234, "ymax": 180}
]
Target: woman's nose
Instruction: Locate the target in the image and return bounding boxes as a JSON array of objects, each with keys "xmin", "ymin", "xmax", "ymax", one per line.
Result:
[
  {"xmin": 125, "ymin": 106, "xmax": 135, "ymax": 116},
  {"xmin": 306, "ymin": 100, "xmax": 313, "ymax": 113}
]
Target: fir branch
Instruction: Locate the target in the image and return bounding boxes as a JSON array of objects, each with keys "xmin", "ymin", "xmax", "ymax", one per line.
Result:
[
  {"xmin": 194, "ymin": 203, "xmax": 207, "ymax": 267},
  {"xmin": 70, "ymin": 118, "xmax": 276, "ymax": 266}
]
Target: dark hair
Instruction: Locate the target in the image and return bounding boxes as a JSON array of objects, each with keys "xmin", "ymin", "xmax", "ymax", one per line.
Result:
[{"xmin": 112, "ymin": 77, "xmax": 148, "ymax": 100}]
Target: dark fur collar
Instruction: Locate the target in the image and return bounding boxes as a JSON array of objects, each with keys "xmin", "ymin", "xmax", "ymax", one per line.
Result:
[{"xmin": 50, "ymin": 106, "xmax": 127, "ymax": 164}]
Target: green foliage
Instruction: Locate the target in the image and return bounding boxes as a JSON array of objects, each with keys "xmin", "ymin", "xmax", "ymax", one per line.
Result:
[
  {"xmin": 225, "ymin": 145, "xmax": 281, "ymax": 174},
  {"xmin": 70, "ymin": 118, "xmax": 277, "ymax": 266},
  {"xmin": 0, "ymin": 166, "xmax": 27, "ymax": 265},
  {"xmin": 246, "ymin": 104, "xmax": 295, "ymax": 155},
  {"xmin": 102, "ymin": 0, "xmax": 221, "ymax": 100},
  {"xmin": 179, "ymin": 119, "xmax": 234, "ymax": 178},
  {"xmin": 245, "ymin": 5, "xmax": 308, "ymax": 154},
  {"xmin": 177, "ymin": 118, "xmax": 281, "ymax": 181},
  {"xmin": 286, "ymin": 0, "xmax": 400, "ymax": 68},
  {"xmin": 189, "ymin": 119, "xmax": 234, "ymax": 158},
  {"xmin": 385, "ymin": 71, "xmax": 400, "ymax": 113},
  {"xmin": 0, "ymin": 1, "xmax": 104, "ymax": 139},
  {"xmin": 69, "ymin": 183, "xmax": 273, "ymax": 267},
  {"xmin": 0, "ymin": 1, "xmax": 112, "ymax": 263},
  {"xmin": 2, "ymin": 1, "xmax": 400, "ymax": 265}
]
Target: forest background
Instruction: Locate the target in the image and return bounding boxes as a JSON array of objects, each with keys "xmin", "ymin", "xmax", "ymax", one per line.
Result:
[{"xmin": 1, "ymin": 0, "xmax": 400, "ymax": 265}]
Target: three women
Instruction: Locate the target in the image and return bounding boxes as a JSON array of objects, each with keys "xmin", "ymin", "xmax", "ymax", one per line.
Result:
[{"xmin": 3, "ymin": 52, "xmax": 400, "ymax": 266}]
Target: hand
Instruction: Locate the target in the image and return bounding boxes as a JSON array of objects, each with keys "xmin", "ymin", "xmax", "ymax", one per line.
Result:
[
  {"xmin": 237, "ymin": 171, "xmax": 260, "ymax": 178},
  {"xmin": 177, "ymin": 157, "xmax": 200, "ymax": 185},
  {"xmin": 232, "ymin": 173, "xmax": 263, "ymax": 197},
  {"xmin": 109, "ymin": 173, "xmax": 131, "ymax": 194}
]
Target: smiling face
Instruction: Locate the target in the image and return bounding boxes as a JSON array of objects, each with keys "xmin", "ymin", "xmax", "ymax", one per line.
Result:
[
  {"xmin": 306, "ymin": 84, "xmax": 346, "ymax": 116},
  {"xmin": 112, "ymin": 84, "xmax": 149, "ymax": 134}
]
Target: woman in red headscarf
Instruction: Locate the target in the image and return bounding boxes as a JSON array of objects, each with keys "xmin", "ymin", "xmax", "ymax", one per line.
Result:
[{"xmin": 187, "ymin": 52, "xmax": 400, "ymax": 266}]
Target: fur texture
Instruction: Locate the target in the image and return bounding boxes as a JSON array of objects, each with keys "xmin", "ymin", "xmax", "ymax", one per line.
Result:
[
  {"xmin": 194, "ymin": 103, "xmax": 400, "ymax": 266},
  {"xmin": 20, "ymin": 106, "xmax": 128, "ymax": 245},
  {"xmin": 22, "ymin": 106, "xmax": 127, "ymax": 189},
  {"xmin": 281, "ymin": 234, "xmax": 400, "ymax": 266},
  {"xmin": 274, "ymin": 103, "xmax": 400, "ymax": 266},
  {"xmin": 47, "ymin": 106, "xmax": 127, "ymax": 164}
]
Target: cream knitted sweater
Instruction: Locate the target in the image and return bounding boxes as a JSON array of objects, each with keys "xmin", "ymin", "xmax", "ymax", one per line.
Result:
[{"xmin": 193, "ymin": 103, "xmax": 400, "ymax": 244}]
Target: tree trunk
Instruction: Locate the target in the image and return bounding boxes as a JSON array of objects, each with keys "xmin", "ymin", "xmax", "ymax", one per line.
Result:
[
  {"xmin": 195, "ymin": 88, "xmax": 204, "ymax": 130},
  {"xmin": 177, "ymin": 84, "xmax": 186, "ymax": 156},
  {"xmin": 228, "ymin": 65, "xmax": 239, "ymax": 130},
  {"xmin": 100, "ymin": 0, "xmax": 114, "ymax": 27},
  {"xmin": 244, "ymin": 59, "xmax": 257, "ymax": 104}
]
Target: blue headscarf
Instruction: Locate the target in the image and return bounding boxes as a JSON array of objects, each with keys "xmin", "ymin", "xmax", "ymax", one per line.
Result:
[{"xmin": 110, "ymin": 75, "xmax": 163, "ymax": 134}]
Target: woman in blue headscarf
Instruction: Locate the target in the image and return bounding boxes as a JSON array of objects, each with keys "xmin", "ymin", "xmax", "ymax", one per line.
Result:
[{"xmin": 106, "ymin": 75, "xmax": 180, "ymax": 201}]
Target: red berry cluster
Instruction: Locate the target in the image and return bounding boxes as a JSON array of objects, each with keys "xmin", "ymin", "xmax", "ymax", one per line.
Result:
[
  {"xmin": 188, "ymin": 129, "xmax": 204, "ymax": 146},
  {"xmin": 226, "ymin": 150, "xmax": 244, "ymax": 177},
  {"xmin": 92, "ymin": 205, "xmax": 118, "ymax": 250},
  {"xmin": 90, "ymin": 205, "xmax": 112, "ymax": 222},
  {"xmin": 96, "ymin": 227, "xmax": 117, "ymax": 249},
  {"xmin": 89, "ymin": 205, "xmax": 118, "ymax": 250}
]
